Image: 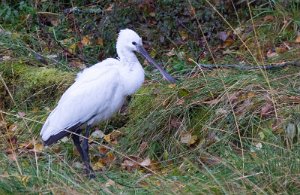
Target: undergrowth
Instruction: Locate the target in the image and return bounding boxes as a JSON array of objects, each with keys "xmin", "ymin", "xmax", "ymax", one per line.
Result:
[{"xmin": 0, "ymin": 0, "xmax": 300, "ymax": 194}]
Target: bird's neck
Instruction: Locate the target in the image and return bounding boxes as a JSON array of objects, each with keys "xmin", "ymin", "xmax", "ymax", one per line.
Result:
[{"xmin": 117, "ymin": 49, "xmax": 140, "ymax": 67}]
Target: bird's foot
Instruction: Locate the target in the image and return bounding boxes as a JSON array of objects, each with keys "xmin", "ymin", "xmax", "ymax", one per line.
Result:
[
  {"xmin": 87, "ymin": 170, "xmax": 96, "ymax": 179},
  {"xmin": 85, "ymin": 163, "xmax": 95, "ymax": 179}
]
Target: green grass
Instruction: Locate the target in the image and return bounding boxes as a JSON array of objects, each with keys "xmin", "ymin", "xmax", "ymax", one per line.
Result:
[{"xmin": 1, "ymin": 1, "xmax": 300, "ymax": 194}]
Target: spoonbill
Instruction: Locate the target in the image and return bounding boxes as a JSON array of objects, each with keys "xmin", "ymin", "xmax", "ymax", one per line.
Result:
[{"xmin": 40, "ymin": 29, "xmax": 176, "ymax": 178}]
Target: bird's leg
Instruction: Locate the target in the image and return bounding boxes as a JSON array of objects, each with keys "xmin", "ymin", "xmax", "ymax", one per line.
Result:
[
  {"xmin": 82, "ymin": 125, "xmax": 95, "ymax": 178},
  {"xmin": 71, "ymin": 129, "xmax": 84, "ymax": 161}
]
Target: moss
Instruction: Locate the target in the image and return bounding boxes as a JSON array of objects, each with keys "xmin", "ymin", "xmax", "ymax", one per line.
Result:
[{"xmin": 0, "ymin": 62, "xmax": 75, "ymax": 109}]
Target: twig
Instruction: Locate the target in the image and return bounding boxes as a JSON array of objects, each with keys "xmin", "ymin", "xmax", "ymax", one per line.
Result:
[{"xmin": 196, "ymin": 60, "xmax": 300, "ymax": 70}]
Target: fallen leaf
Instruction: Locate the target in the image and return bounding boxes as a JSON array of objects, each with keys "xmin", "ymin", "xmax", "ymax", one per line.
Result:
[
  {"xmin": 68, "ymin": 43, "xmax": 77, "ymax": 53},
  {"xmin": 31, "ymin": 143, "xmax": 44, "ymax": 153},
  {"xmin": 170, "ymin": 118, "xmax": 182, "ymax": 129},
  {"xmin": 7, "ymin": 136, "xmax": 17, "ymax": 145},
  {"xmin": 260, "ymin": 103, "xmax": 273, "ymax": 117},
  {"xmin": 8, "ymin": 124, "xmax": 18, "ymax": 132},
  {"xmin": 189, "ymin": 5, "xmax": 196, "ymax": 17},
  {"xmin": 98, "ymin": 146, "xmax": 109, "ymax": 154},
  {"xmin": 179, "ymin": 30, "xmax": 188, "ymax": 41},
  {"xmin": 180, "ymin": 133, "xmax": 192, "ymax": 144},
  {"xmin": 81, "ymin": 36, "xmax": 91, "ymax": 46},
  {"xmin": 69, "ymin": 60, "xmax": 86, "ymax": 69},
  {"xmin": 105, "ymin": 4, "xmax": 113, "ymax": 11},
  {"xmin": 7, "ymin": 153, "xmax": 17, "ymax": 161},
  {"xmin": 266, "ymin": 49, "xmax": 278, "ymax": 58},
  {"xmin": 1, "ymin": 56, "xmax": 11, "ymax": 61},
  {"xmin": 149, "ymin": 12, "xmax": 155, "ymax": 17},
  {"xmin": 199, "ymin": 154, "xmax": 222, "ymax": 166},
  {"xmin": 96, "ymin": 38, "xmax": 104, "ymax": 46},
  {"xmin": 91, "ymin": 129, "xmax": 104, "ymax": 139},
  {"xmin": 105, "ymin": 179, "xmax": 116, "ymax": 187},
  {"xmin": 73, "ymin": 161, "xmax": 83, "ymax": 169},
  {"xmin": 295, "ymin": 32, "xmax": 300, "ymax": 43},
  {"xmin": 138, "ymin": 142, "xmax": 148, "ymax": 154},
  {"xmin": 255, "ymin": 142, "xmax": 262, "ymax": 150},
  {"xmin": 93, "ymin": 161, "xmax": 105, "ymax": 171},
  {"xmin": 180, "ymin": 132, "xmax": 197, "ymax": 145},
  {"xmin": 139, "ymin": 157, "xmax": 151, "ymax": 167},
  {"xmin": 122, "ymin": 159, "xmax": 138, "ymax": 171},
  {"xmin": 263, "ymin": 15, "xmax": 274, "ymax": 22},
  {"xmin": 222, "ymin": 38, "xmax": 234, "ymax": 48},
  {"xmin": 166, "ymin": 48, "xmax": 175, "ymax": 57},
  {"xmin": 203, "ymin": 98, "xmax": 220, "ymax": 105}
]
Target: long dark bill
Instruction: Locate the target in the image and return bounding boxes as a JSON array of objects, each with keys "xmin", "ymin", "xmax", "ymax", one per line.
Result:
[{"xmin": 138, "ymin": 46, "xmax": 176, "ymax": 83}]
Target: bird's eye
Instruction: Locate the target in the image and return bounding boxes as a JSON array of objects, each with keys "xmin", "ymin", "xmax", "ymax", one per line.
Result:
[{"xmin": 132, "ymin": 41, "xmax": 137, "ymax": 45}]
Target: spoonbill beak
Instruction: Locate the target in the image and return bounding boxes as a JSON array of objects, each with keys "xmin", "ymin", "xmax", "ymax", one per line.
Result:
[{"xmin": 137, "ymin": 46, "xmax": 176, "ymax": 83}]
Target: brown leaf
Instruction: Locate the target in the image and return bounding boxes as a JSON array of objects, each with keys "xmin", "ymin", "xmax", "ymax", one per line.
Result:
[
  {"xmin": 199, "ymin": 154, "xmax": 222, "ymax": 167},
  {"xmin": 103, "ymin": 130, "xmax": 123, "ymax": 145},
  {"xmin": 98, "ymin": 146, "xmax": 109, "ymax": 155},
  {"xmin": 69, "ymin": 60, "xmax": 86, "ymax": 69},
  {"xmin": 170, "ymin": 117, "xmax": 182, "ymax": 129},
  {"xmin": 263, "ymin": 15, "xmax": 274, "ymax": 22},
  {"xmin": 7, "ymin": 136, "xmax": 18, "ymax": 145},
  {"xmin": 81, "ymin": 36, "xmax": 91, "ymax": 46},
  {"xmin": 105, "ymin": 4, "xmax": 113, "ymax": 11},
  {"xmin": 138, "ymin": 142, "xmax": 148, "ymax": 154},
  {"xmin": 189, "ymin": 5, "xmax": 196, "ymax": 17},
  {"xmin": 8, "ymin": 124, "xmax": 18, "ymax": 132},
  {"xmin": 93, "ymin": 161, "xmax": 105, "ymax": 171},
  {"xmin": 203, "ymin": 98, "xmax": 220, "ymax": 105},
  {"xmin": 31, "ymin": 143, "xmax": 44, "ymax": 153},
  {"xmin": 121, "ymin": 159, "xmax": 139, "ymax": 171},
  {"xmin": 260, "ymin": 103, "xmax": 273, "ymax": 117},
  {"xmin": 266, "ymin": 49, "xmax": 278, "ymax": 58},
  {"xmin": 295, "ymin": 34, "xmax": 300, "ymax": 43},
  {"xmin": 96, "ymin": 38, "xmax": 104, "ymax": 46}
]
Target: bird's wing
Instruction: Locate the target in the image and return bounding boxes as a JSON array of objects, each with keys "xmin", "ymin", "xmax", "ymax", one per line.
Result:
[{"xmin": 40, "ymin": 59, "xmax": 124, "ymax": 141}]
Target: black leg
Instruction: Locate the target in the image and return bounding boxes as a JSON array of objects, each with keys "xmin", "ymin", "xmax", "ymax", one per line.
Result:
[
  {"xmin": 82, "ymin": 125, "xmax": 95, "ymax": 178},
  {"xmin": 71, "ymin": 129, "xmax": 84, "ymax": 161}
]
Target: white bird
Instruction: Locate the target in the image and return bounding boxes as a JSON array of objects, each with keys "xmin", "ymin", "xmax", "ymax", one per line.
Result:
[{"xmin": 40, "ymin": 29, "xmax": 175, "ymax": 178}]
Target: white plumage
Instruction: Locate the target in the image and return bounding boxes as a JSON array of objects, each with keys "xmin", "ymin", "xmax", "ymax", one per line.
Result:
[{"xmin": 40, "ymin": 29, "xmax": 175, "ymax": 177}]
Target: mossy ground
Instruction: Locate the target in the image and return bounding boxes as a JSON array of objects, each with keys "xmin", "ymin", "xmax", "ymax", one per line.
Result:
[{"xmin": 1, "ymin": 1, "xmax": 300, "ymax": 194}]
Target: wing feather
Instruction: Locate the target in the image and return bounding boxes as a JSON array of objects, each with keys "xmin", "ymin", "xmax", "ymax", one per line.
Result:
[{"xmin": 40, "ymin": 59, "xmax": 123, "ymax": 142}]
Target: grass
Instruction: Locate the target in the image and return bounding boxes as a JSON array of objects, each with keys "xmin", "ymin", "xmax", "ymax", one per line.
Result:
[{"xmin": 1, "ymin": 0, "xmax": 300, "ymax": 194}]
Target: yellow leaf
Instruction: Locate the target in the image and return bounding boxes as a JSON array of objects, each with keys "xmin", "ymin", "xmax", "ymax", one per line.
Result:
[
  {"xmin": 32, "ymin": 143, "xmax": 44, "ymax": 153},
  {"xmin": 104, "ymin": 134, "xmax": 111, "ymax": 143},
  {"xmin": 93, "ymin": 161, "xmax": 105, "ymax": 171},
  {"xmin": 179, "ymin": 30, "xmax": 188, "ymax": 41},
  {"xmin": 189, "ymin": 135, "xmax": 198, "ymax": 145},
  {"xmin": 81, "ymin": 36, "xmax": 91, "ymax": 46},
  {"xmin": 68, "ymin": 43, "xmax": 77, "ymax": 53}
]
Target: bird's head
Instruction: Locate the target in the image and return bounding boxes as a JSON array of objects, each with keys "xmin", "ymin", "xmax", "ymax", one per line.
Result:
[
  {"xmin": 117, "ymin": 29, "xmax": 176, "ymax": 83},
  {"xmin": 117, "ymin": 29, "xmax": 143, "ymax": 52}
]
